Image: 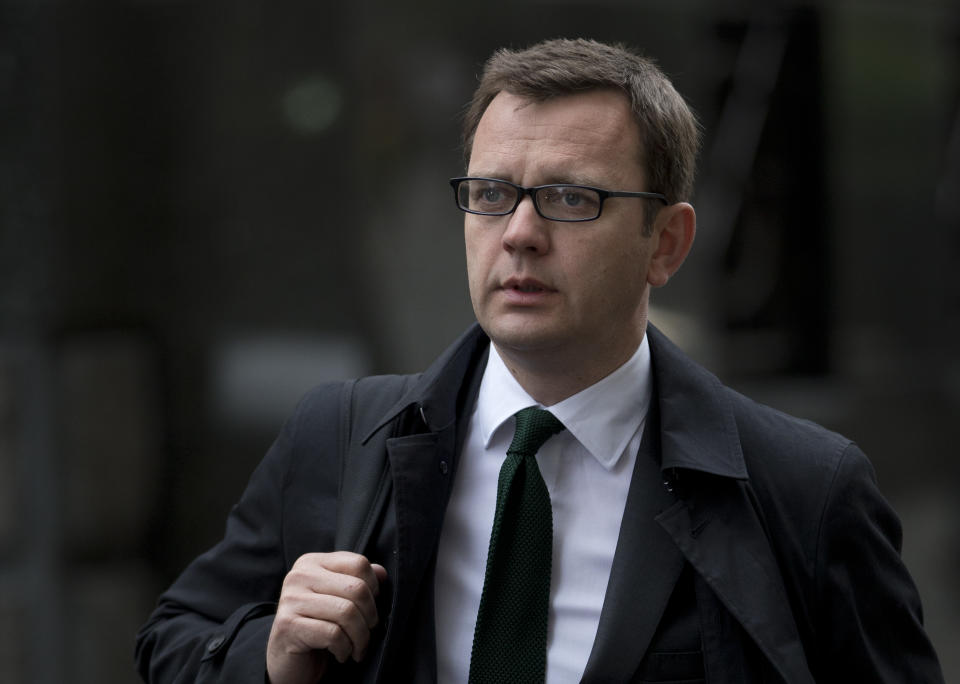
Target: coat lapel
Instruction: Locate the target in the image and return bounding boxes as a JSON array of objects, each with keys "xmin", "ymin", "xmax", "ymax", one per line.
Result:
[
  {"xmin": 383, "ymin": 331, "xmax": 488, "ymax": 629},
  {"xmin": 656, "ymin": 483, "xmax": 814, "ymax": 684},
  {"xmin": 581, "ymin": 413, "xmax": 686, "ymax": 681},
  {"xmin": 359, "ymin": 325, "xmax": 489, "ymax": 683},
  {"xmin": 386, "ymin": 426, "xmax": 457, "ymax": 618},
  {"xmin": 647, "ymin": 326, "xmax": 815, "ymax": 684}
]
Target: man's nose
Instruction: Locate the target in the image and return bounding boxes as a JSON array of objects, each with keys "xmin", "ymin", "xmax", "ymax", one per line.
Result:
[{"xmin": 502, "ymin": 195, "xmax": 550, "ymax": 254}]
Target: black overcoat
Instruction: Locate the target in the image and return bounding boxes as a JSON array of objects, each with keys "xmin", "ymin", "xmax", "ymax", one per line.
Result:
[{"xmin": 135, "ymin": 324, "xmax": 944, "ymax": 683}]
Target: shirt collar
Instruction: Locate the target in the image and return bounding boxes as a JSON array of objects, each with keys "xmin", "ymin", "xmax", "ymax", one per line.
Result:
[{"xmin": 476, "ymin": 336, "xmax": 653, "ymax": 470}]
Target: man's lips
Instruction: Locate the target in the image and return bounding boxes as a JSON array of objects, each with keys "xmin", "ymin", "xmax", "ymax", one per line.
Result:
[
  {"xmin": 501, "ymin": 276, "xmax": 555, "ymax": 292},
  {"xmin": 498, "ymin": 277, "xmax": 556, "ymax": 303}
]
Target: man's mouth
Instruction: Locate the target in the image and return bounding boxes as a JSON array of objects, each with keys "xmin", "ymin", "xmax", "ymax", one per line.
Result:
[{"xmin": 503, "ymin": 277, "xmax": 552, "ymax": 293}]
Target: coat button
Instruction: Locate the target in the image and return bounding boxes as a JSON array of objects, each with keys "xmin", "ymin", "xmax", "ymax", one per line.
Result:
[
  {"xmin": 439, "ymin": 460, "xmax": 449, "ymax": 475},
  {"xmin": 207, "ymin": 635, "xmax": 225, "ymax": 652}
]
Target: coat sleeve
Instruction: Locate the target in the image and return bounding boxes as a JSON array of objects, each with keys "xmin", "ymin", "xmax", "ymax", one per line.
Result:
[
  {"xmin": 135, "ymin": 384, "xmax": 344, "ymax": 683},
  {"xmin": 812, "ymin": 442, "xmax": 944, "ymax": 683}
]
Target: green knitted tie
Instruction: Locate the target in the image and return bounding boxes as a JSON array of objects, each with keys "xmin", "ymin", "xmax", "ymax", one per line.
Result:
[{"xmin": 469, "ymin": 407, "xmax": 565, "ymax": 684}]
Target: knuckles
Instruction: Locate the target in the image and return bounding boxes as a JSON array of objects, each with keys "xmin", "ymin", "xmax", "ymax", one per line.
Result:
[
  {"xmin": 340, "ymin": 577, "xmax": 368, "ymax": 601},
  {"xmin": 330, "ymin": 595, "xmax": 357, "ymax": 623},
  {"xmin": 292, "ymin": 551, "xmax": 371, "ymax": 577},
  {"xmin": 271, "ymin": 608, "xmax": 300, "ymax": 637},
  {"xmin": 333, "ymin": 552, "xmax": 371, "ymax": 576}
]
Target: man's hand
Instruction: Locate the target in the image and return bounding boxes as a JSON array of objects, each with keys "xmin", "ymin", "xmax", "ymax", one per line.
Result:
[{"xmin": 266, "ymin": 552, "xmax": 388, "ymax": 684}]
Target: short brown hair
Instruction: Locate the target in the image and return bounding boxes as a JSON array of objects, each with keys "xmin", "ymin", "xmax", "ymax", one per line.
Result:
[{"xmin": 462, "ymin": 38, "xmax": 701, "ymax": 206}]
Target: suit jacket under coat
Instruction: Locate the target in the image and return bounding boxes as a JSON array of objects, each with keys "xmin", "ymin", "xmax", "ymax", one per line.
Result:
[{"xmin": 135, "ymin": 323, "xmax": 943, "ymax": 683}]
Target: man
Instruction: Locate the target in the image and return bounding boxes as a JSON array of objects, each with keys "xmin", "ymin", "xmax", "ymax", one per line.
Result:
[{"xmin": 136, "ymin": 39, "xmax": 943, "ymax": 683}]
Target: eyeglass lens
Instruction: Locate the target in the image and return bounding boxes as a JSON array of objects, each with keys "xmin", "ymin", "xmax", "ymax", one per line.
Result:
[{"xmin": 457, "ymin": 179, "xmax": 602, "ymax": 221}]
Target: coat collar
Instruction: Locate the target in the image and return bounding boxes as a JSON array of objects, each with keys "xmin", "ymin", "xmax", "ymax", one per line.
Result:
[
  {"xmin": 363, "ymin": 324, "xmax": 490, "ymax": 444},
  {"xmin": 365, "ymin": 321, "xmax": 750, "ymax": 481},
  {"xmin": 646, "ymin": 324, "xmax": 749, "ymax": 480}
]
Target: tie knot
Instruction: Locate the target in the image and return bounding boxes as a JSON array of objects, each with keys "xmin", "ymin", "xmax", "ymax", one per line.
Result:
[{"xmin": 508, "ymin": 407, "xmax": 564, "ymax": 458}]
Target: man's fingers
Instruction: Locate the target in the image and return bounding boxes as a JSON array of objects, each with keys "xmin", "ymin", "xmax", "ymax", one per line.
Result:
[
  {"xmin": 298, "ymin": 551, "xmax": 385, "ymax": 598},
  {"xmin": 285, "ymin": 613, "xmax": 355, "ymax": 664},
  {"xmin": 283, "ymin": 590, "xmax": 376, "ymax": 654},
  {"xmin": 268, "ymin": 551, "xmax": 388, "ymax": 677},
  {"xmin": 284, "ymin": 562, "xmax": 381, "ymax": 628}
]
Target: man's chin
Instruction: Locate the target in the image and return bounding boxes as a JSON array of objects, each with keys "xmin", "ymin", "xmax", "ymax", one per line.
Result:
[{"xmin": 483, "ymin": 322, "xmax": 564, "ymax": 355}]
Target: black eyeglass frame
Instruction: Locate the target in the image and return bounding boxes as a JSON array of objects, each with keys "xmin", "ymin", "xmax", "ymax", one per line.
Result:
[{"xmin": 449, "ymin": 176, "xmax": 668, "ymax": 223}]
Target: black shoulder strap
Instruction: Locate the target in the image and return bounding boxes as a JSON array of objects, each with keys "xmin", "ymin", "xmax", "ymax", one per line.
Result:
[{"xmin": 334, "ymin": 373, "xmax": 421, "ymax": 551}]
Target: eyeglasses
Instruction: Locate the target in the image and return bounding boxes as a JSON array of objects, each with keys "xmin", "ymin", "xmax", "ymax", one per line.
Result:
[{"xmin": 449, "ymin": 177, "xmax": 667, "ymax": 223}]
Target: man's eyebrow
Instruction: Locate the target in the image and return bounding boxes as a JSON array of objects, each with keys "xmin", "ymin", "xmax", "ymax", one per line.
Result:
[
  {"xmin": 466, "ymin": 172, "xmax": 504, "ymax": 180},
  {"xmin": 539, "ymin": 173, "xmax": 604, "ymax": 187},
  {"xmin": 466, "ymin": 173, "xmax": 605, "ymax": 187}
]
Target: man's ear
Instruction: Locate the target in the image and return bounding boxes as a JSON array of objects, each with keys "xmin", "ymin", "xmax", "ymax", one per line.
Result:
[{"xmin": 647, "ymin": 202, "xmax": 696, "ymax": 287}]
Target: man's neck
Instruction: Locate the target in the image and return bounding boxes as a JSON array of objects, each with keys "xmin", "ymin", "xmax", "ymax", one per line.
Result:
[{"xmin": 491, "ymin": 327, "xmax": 647, "ymax": 407}]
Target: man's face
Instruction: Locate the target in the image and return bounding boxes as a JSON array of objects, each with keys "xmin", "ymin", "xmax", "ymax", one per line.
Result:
[{"xmin": 465, "ymin": 89, "xmax": 657, "ymax": 371}]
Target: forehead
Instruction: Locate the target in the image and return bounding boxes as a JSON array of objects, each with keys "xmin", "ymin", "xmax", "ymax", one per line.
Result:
[{"xmin": 468, "ymin": 90, "xmax": 644, "ymax": 185}]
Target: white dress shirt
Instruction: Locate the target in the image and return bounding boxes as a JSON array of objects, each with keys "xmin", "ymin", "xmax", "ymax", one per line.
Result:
[{"xmin": 434, "ymin": 336, "xmax": 653, "ymax": 683}]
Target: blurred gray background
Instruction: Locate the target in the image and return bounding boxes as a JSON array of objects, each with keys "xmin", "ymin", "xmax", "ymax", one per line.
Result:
[{"xmin": 1, "ymin": 0, "xmax": 958, "ymax": 681}]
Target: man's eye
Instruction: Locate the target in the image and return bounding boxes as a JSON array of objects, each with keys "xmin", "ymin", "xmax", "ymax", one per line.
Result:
[
  {"xmin": 543, "ymin": 187, "xmax": 587, "ymax": 205},
  {"xmin": 471, "ymin": 184, "xmax": 508, "ymax": 205}
]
